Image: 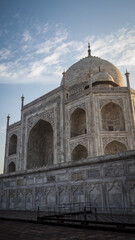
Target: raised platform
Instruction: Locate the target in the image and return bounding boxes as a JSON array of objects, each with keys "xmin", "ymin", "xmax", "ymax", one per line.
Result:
[{"xmin": 0, "ymin": 150, "xmax": 135, "ymax": 211}]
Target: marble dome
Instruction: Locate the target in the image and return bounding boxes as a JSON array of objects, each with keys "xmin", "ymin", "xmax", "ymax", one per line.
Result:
[{"xmin": 61, "ymin": 55, "xmax": 125, "ymax": 87}]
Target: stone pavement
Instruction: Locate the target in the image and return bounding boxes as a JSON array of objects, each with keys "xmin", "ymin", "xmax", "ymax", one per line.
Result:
[
  {"xmin": 0, "ymin": 220, "xmax": 135, "ymax": 240},
  {"xmin": 0, "ymin": 209, "xmax": 37, "ymax": 221}
]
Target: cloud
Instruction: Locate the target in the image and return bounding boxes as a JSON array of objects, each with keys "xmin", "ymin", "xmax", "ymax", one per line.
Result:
[
  {"xmin": 13, "ymin": 12, "xmax": 20, "ymax": 19},
  {"xmin": 0, "ymin": 48, "xmax": 11, "ymax": 60},
  {"xmin": 0, "ymin": 125, "xmax": 6, "ymax": 133},
  {"xmin": 90, "ymin": 28, "xmax": 135, "ymax": 66},
  {"xmin": 22, "ymin": 30, "xmax": 32, "ymax": 42},
  {"xmin": 43, "ymin": 23, "xmax": 49, "ymax": 33},
  {"xmin": 0, "ymin": 24, "xmax": 135, "ymax": 87}
]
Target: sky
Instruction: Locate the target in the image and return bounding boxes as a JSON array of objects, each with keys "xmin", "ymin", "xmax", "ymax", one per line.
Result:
[{"xmin": 0, "ymin": 0, "xmax": 135, "ymax": 173}]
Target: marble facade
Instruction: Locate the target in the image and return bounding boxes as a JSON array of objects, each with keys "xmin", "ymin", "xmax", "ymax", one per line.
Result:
[{"xmin": 1, "ymin": 48, "xmax": 135, "ymax": 211}]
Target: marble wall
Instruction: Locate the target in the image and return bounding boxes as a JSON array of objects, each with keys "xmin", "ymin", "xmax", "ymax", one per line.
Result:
[{"xmin": 0, "ymin": 150, "xmax": 135, "ymax": 212}]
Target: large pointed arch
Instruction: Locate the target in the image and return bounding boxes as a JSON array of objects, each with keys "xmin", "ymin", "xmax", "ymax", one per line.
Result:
[
  {"xmin": 104, "ymin": 140, "xmax": 127, "ymax": 155},
  {"xmin": 101, "ymin": 102, "xmax": 125, "ymax": 131},
  {"xmin": 27, "ymin": 119, "xmax": 53, "ymax": 169},
  {"xmin": 9, "ymin": 134, "xmax": 17, "ymax": 155},
  {"xmin": 71, "ymin": 144, "xmax": 88, "ymax": 161},
  {"xmin": 70, "ymin": 108, "xmax": 86, "ymax": 138}
]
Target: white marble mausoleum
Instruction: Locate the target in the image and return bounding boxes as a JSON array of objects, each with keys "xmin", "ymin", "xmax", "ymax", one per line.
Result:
[{"xmin": 0, "ymin": 45, "xmax": 135, "ymax": 211}]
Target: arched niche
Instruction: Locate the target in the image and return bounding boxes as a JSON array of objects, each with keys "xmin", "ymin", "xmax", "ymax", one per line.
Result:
[
  {"xmin": 27, "ymin": 119, "xmax": 53, "ymax": 169},
  {"xmin": 101, "ymin": 102, "xmax": 125, "ymax": 131},
  {"xmin": 104, "ymin": 140, "xmax": 127, "ymax": 155},
  {"xmin": 17, "ymin": 192, "xmax": 24, "ymax": 209},
  {"xmin": 70, "ymin": 108, "xmax": 86, "ymax": 138},
  {"xmin": 59, "ymin": 190, "xmax": 69, "ymax": 205},
  {"xmin": 46, "ymin": 189, "xmax": 56, "ymax": 205},
  {"xmin": 35, "ymin": 192, "xmax": 44, "ymax": 208},
  {"xmin": 8, "ymin": 161, "xmax": 16, "ymax": 173},
  {"xmin": 71, "ymin": 144, "xmax": 88, "ymax": 161},
  {"xmin": 9, "ymin": 194, "xmax": 15, "ymax": 209},
  {"xmin": 26, "ymin": 192, "xmax": 33, "ymax": 210},
  {"xmin": 9, "ymin": 134, "xmax": 17, "ymax": 155},
  {"xmin": 73, "ymin": 188, "xmax": 84, "ymax": 203}
]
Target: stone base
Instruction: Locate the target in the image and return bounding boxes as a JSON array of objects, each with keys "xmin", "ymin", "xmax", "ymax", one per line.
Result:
[{"xmin": 0, "ymin": 150, "xmax": 135, "ymax": 212}]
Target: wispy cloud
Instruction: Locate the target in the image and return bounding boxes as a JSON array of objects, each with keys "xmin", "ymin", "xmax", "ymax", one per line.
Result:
[
  {"xmin": 13, "ymin": 12, "xmax": 20, "ymax": 19},
  {"xmin": 91, "ymin": 28, "xmax": 135, "ymax": 66},
  {"xmin": 43, "ymin": 23, "xmax": 49, "ymax": 33},
  {"xmin": 0, "ymin": 125, "xmax": 6, "ymax": 133},
  {"xmin": 0, "ymin": 48, "xmax": 11, "ymax": 60},
  {"xmin": 0, "ymin": 24, "xmax": 135, "ymax": 87},
  {"xmin": 22, "ymin": 30, "xmax": 32, "ymax": 42}
]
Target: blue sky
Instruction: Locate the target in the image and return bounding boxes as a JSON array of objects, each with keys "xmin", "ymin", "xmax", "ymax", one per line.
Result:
[{"xmin": 0, "ymin": 0, "xmax": 135, "ymax": 173}]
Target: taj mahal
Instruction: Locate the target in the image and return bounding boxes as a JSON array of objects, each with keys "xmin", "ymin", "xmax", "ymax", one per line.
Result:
[{"xmin": 0, "ymin": 44, "xmax": 135, "ymax": 211}]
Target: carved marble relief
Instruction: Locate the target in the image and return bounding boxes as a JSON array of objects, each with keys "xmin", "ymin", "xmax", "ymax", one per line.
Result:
[
  {"xmin": 35, "ymin": 190, "xmax": 44, "ymax": 208},
  {"xmin": 17, "ymin": 190, "xmax": 24, "ymax": 209},
  {"xmin": 9, "ymin": 191, "xmax": 15, "ymax": 209},
  {"xmin": 46, "ymin": 187, "xmax": 56, "ymax": 205},
  {"xmin": 58, "ymin": 186, "xmax": 69, "ymax": 205},
  {"xmin": 87, "ymin": 169, "xmax": 100, "ymax": 178},
  {"xmin": 102, "ymin": 137, "xmax": 128, "ymax": 148},
  {"xmin": 87, "ymin": 183, "xmax": 102, "ymax": 207},
  {"xmin": 72, "ymin": 185, "xmax": 84, "ymax": 203},
  {"xmin": 69, "ymin": 102, "xmax": 86, "ymax": 116},
  {"xmin": 27, "ymin": 108, "xmax": 55, "ymax": 135},
  {"xmin": 72, "ymin": 171, "xmax": 84, "ymax": 181},
  {"xmin": 125, "ymin": 165, "xmax": 135, "ymax": 175},
  {"xmin": 70, "ymin": 139, "xmax": 88, "ymax": 154},
  {"xmin": 106, "ymin": 182, "xmax": 122, "ymax": 208},
  {"xmin": 99, "ymin": 98, "xmax": 123, "ymax": 110},
  {"xmin": 47, "ymin": 176, "xmax": 55, "ymax": 183},
  {"xmin": 1, "ymin": 191, "xmax": 6, "ymax": 209},
  {"xmin": 127, "ymin": 182, "xmax": 135, "ymax": 207},
  {"xmin": 17, "ymin": 179, "xmax": 24, "ymax": 186},
  {"xmin": 104, "ymin": 166, "xmax": 121, "ymax": 177},
  {"xmin": 26, "ymin": 190, "xmax": 33, "ymax": 210}
]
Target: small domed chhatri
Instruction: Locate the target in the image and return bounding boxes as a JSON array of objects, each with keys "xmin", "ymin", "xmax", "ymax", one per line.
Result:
[
  {"xmin": 92, "ymin": 71, "xmax": 115, "ymax": 86},
  {"xmin": 1, "ymin": 42, "xmax": 135, "ymax": 213},
  {"xmin": 61, "ymin": 44, "xmax": 125, "ymax": 87}
]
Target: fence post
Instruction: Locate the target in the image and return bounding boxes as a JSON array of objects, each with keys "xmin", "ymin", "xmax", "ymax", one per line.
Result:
[
  {"xmin": 94, "ymin": 207, "xmax": 97, "ymax": 221},
  {"xmin": 84, "ymin": 206, "xmax": 87, "ymax": 223},
  {"xmin": 37, "ymin": 206, "xmax": 40, "ymax": 223},
  {"xmin": 37, "ymin": 206, "xmax": 39, "ymax": 217},
  {"xmin": 127, "ymin": 208, "xmax": 129, "ymax": 223}
]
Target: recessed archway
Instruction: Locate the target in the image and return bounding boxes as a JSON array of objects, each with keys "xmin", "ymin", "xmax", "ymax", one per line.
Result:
[
  {"xmin": 70, "ymin": 108, "xmax": 86, "ymax": 138},
  {"xmin": 9, "ymin": 134, "xmax": 17, "ymax": 155},
  {"xmin": 27, "ymin": 119, "xmax": 53, "ymax": 169},
  {"xmin": 8, "ymin": 161, "xmax": 16, "ymax": 173},
  {"xmin": 104, "ymin": 140, "xmax": 127, "ymax": 155},
  {"xmin": 71, "ymin": 144, "xmax": 88, "ymax": 161},
  {"xmin": 101, "ymin": 102, "xmax": 125, "ymax": 131}
]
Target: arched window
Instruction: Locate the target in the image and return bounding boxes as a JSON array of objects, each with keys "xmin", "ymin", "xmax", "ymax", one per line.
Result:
[
  {"xmin": 70, "ymin": 108, "xmax": 86, "ymax": 138},
  {"xmin": 27, "ymin": 119, "xmax": 53, "ymax": 169},
  {"xmin": 71, "ymin": 144, "xmax": 88, "ymax": 161},
  {"xmin": 9, "ymin": 134, "xmax": 17, "ymax": 155},
  {"xmin": 104, "ymin": 140, "xmax": 127, "ymax": 155},
  {"xmin": 101, "ymin": 102, "xmax": 125, "ymax": 131},
  {"xmin": 8, "ymin": 161, "xmax": 16, "ymax": 173}
]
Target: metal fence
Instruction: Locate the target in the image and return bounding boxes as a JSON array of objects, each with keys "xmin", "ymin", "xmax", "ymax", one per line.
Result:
[{"xmin": 37, "ymin": 202, "xmax": 135, "ymax": 225}]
